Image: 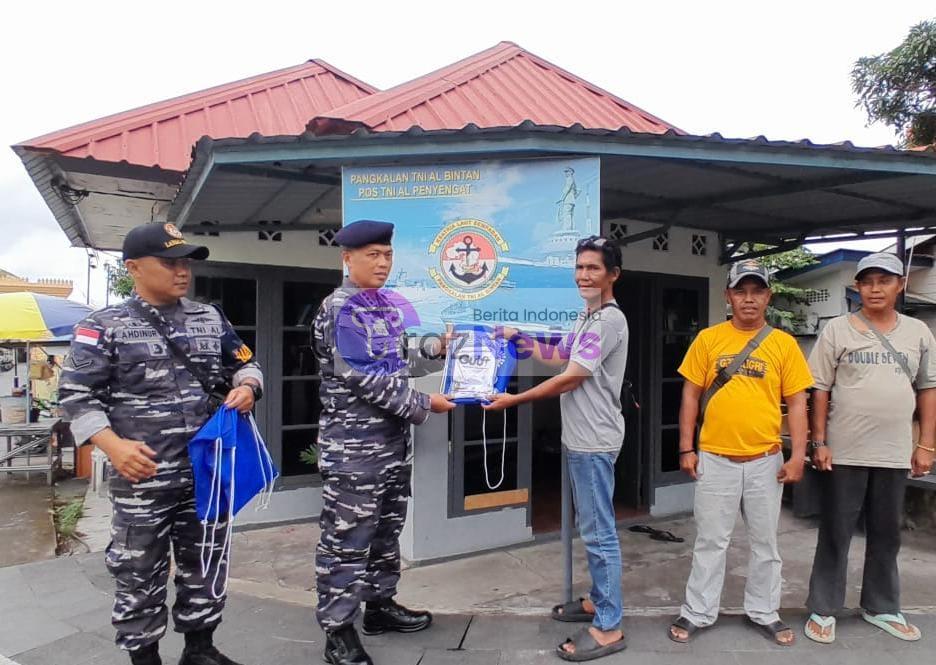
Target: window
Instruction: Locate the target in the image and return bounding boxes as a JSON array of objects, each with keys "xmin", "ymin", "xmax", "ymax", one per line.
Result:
[
  {"xmin": 318, "ymin": 228, "xmax": 339, "ymax": 247},
  {"xmin": 256, "ymin": 220, "xmax": 283, "ymax": 242},
  {"xmin": 691, "ymin": 234, "xmax": 707, "ymax": 256},
  {"xmin": 608, "ymin": 221, "xmax": 628, "ymax": 241},
  {"xmin": 652, "ymin": 231, "xmax": 669, "ymax": 252},
  {"xmin": 192, "ymin": 220, "xmax": 220, "ymax": 237},
  {"xmin": 806, "ymin": 289, "xmax": 830, "ymax": 304}
]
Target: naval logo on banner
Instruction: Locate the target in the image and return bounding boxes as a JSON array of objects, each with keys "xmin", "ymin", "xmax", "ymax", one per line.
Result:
[{"xmin": 428, "ymin": 219, "xmax": 510, "ymax": 301}]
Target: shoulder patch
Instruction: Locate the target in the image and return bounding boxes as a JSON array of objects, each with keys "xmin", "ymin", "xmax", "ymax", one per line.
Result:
[
  {"xmin": 234, "ymin": 344, "xmax": 254, "ymax": 363},
  {"xmin": 74, "ymin": 327, "xmax": 101, "ymax": 345}
]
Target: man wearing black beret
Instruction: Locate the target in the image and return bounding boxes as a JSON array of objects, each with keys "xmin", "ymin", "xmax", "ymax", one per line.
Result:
[{"xmin": 312, "ymin": 220, "xmax": 456, "ymax": 665}]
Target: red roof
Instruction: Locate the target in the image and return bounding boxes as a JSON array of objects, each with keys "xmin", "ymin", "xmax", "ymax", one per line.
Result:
[
  {"xmin": 17, "ymin": 60, "xmax": 377, "ymax": 172},
  {"xmin": 310, "ymin": 42, "xmax": 680, "ymax": 135}
]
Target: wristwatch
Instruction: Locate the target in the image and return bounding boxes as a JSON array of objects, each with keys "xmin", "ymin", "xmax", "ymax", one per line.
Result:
[
  {"xmin": 809, "ymin": 439, "xmax": 826, "ymax": 454},
  {"xmin": 246, "ymin": 382, "xmax": 263, "ymax": 402}
]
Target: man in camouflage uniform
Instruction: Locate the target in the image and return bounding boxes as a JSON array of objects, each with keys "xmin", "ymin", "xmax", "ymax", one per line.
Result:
[
  {"xmin": 59, "ymin": 223, "xmax": 263, "ymax": 665},
  {"xmin": 313, "ymin": 219, "xmax": 455, "ymax": 665}
]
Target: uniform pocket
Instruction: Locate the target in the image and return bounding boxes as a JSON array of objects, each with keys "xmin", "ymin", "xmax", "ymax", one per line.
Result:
[{"xmin": 104, "ymin": 523, "xmax": 133, "ymax": 569}]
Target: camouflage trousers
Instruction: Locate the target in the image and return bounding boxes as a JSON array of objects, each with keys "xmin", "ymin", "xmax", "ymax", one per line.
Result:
[
  {"xmin": 315, "ymin": 463, "xmax": 412, "ymax": 630},
  {"xmin": 106, "ymin": 485, "xmax": 228, "ymax": 651}
]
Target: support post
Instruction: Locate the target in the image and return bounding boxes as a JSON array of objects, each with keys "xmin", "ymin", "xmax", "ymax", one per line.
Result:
[
  {"xmin": 897, "ymin": 229, "xmax": 907, "ymax": 313},
  {"xmin": 561, "ymin": 446, "xmax": 573, "ymax": 603}
]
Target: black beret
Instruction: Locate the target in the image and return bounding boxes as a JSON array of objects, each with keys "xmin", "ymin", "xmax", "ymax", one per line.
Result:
[
  {"xmin": 122, "ymin": 223, "xmax": 209, "ymax": 261},
  {"xmin": 335, "ymin": 220, "xmax": 394, "ymax": 248}
]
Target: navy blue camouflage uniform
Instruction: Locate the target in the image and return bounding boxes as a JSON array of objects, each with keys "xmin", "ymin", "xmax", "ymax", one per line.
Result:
[
  {"xmin": 313, "ymin": 279, "xmax": 431, "ymax": 631},
  {"xmin": 59, "ymin": 293, "xmax": 263, "ymax": 652}
]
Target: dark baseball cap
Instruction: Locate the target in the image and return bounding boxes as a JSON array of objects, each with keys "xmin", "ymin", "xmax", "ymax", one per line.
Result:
[
  {"xmin": 727, "ymin": 259, "xmax": 770, "ymax": 288},
  {"xmin": 122, "ymin": 223, "xmax": 209, "ymax": 261}
]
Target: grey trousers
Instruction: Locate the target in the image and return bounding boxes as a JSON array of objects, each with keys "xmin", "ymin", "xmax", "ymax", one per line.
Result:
[
  {"xmin": 806, "ymin": 466, "xmax": 906, "ymax": 616},
  {"xmin": 680, "ymin": 451, "xmax": 784, "ymax": 627}
]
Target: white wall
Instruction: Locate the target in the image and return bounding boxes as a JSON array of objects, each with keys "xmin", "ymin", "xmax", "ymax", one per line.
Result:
[
  {"xmin": 907, "ymin": 265, "xmax": 936, "ymax": 302},
  {"xmin": 605, "ymin": 220, "xmax": 728, "ymax": 327},
  {"xmin": 194, "ymin": 230, "xmax": 342, "ymax": 270},
  {"xmin": 785, "ymin": 265, "xmax": 852, "ymax": 335}
]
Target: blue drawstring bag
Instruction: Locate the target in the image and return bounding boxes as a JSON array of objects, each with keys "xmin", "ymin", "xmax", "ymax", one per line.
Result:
[
  {"xmin": 441, "ymin": 324, "xmax": 517, "ymax": 490},
  {"xmin": 441, "ymin": 324, "xmax": 517, "ymax": 405},
  {"xmin": 188, "ymin": 405, "xmax": 278, "ymax": 597}
]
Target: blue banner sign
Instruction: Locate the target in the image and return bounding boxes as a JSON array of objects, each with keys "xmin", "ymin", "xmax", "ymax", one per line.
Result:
[{"xmin": 342, "ymin": 158, "xmax": 600, "ymax": 333}]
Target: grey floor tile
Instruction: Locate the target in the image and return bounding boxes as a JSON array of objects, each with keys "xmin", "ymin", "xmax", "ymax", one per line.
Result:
[
  {"xmin": 360, "ymin": 614, "xmax": 472, "ymax": 650},
  {"xmin": 2, "ymin": 608, "xmax": 78, "ymax": 657},
  {"xmin": 418, "ymin": 649, "xmax": 501, "ymax": 665},
  {"xmin": 13, "ymin": 631, "xmax": 114, "ymax": 665}
]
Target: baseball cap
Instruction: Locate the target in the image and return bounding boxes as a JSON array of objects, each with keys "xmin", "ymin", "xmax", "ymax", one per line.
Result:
[
  {"xmin": 122, "ymin": 223, "xmax": 209, "ymax": 261},
  {"xmin": 854, "ymin": 252, "xmax": 904, "ymax": 279},
  {"xmin": 727, "ymin": 259, "xmax": 770, "ymax": 288}
]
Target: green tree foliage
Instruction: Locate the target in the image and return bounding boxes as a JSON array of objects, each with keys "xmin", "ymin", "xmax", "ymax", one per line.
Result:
[
  {"xmin": 852, "ymin": 19, "xmax": 936, "ymax": 147},
  {"xmin": 109, "ymin": 263, "xmax": 135, "ymax": 299}
]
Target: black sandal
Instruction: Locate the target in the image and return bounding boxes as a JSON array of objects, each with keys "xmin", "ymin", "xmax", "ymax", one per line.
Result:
[
  {"xmin": 649, "ymin": 529, "xmax": 684, "ymax": 543},
  {"xmin": 629, "ymin": 525, "xmax": 685, "ymax": 543},
  {"xmin": 552, "ymin": 597, "xmax": 595, "ymax": 623},
  {"xmin": 746, "ymin": 617, "xmax": 795, "ymax": 646},
  {"xmin": 557, "ymin": 627, "xmax": 627, "ymax": 662},
  {"xmin": 668, "ymin": 616, "xmax": 703, "ymax": 643}
]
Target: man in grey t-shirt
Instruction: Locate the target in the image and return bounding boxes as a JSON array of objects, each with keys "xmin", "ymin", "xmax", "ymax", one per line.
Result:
[
  {"xmin": 804, "ymin": 252, "xmax": 936, "ymax": 645},
  {"xmin": 485, "ymin": 235, "xmax": 628, "ymax": 661}
]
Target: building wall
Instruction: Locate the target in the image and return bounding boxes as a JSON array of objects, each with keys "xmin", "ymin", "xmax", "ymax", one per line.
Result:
[
  {"xmin": 786, "ymin": 266, "xmax": 852, "ymax": 336},
  {"xmin": 193, "ymin": 229, "xmax": 341, "ymax": 270},
  {"xmin": 0, "ymin": 276, "xmax": 73, "ymax": 297},
  {"xmin": 605, "ymin": 220, "xmax": 728, "ymax": 328},
  {"xmin": 907, "ymin": 265, "xmax": 936, "ymax": 302}
]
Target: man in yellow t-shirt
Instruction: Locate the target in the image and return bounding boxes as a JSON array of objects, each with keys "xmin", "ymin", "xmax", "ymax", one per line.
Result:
[{"xmin": 668, "ymin": 259, "xmax": 812, "ymax": 648}]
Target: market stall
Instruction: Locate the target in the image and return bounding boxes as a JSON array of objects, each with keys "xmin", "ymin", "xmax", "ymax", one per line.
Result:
[{"xmin": 0, "ymin": 292, "xmax": 92, "ymax": 484}]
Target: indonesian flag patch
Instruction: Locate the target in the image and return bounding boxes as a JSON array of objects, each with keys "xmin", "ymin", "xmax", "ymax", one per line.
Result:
[{"xmin": 74, "ymin": 327, "xmax": 100, "ymax": 346}]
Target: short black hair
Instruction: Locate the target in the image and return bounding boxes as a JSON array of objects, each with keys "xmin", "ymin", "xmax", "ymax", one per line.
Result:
[{"xmin": 575, "ymin": 235, "xmax": 622, "ymax": 272}]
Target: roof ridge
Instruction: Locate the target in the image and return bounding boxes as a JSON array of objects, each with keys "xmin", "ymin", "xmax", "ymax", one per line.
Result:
[
  {"xmin": 323, "ymin": 41, "xmax": 522, "ymax": 122},
  {"xmin": 17, "ymin": 60, "xmax": 375, "ymax": 149},
  {"xmin": 307, "ymin": 58, "xmax": 379, "ymax": 95},
  {"xmin": 319, "ymin": 41, "xmax": 679, "ymax": 133}
]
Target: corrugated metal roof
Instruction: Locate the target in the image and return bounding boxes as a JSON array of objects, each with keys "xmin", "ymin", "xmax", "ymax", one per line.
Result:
[
  {"xmin": 171, "ymin": 122, "xmax": 936, "ymax": 245},
  {"xmin": 310, "ymin": 42, "xmax": 679, "ymax": 135},
  {"xmin": 191, "ymin": 120, "xmax": 936, "ymax": 162},
  {"xmin": 15, "ymin": 60, "xmax": 377, "ymax": 172}
]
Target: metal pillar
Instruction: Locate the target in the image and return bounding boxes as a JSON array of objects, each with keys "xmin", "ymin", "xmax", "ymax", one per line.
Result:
[
  {"xmin": 896, "ymin": 229, "xmax": 907, "ymax": 312},
  {"xmin": 560, "ymin": 446, "xmax": 573, "ymax": 603}
]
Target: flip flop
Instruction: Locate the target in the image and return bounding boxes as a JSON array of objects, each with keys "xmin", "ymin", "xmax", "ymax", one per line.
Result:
[
  {"xmin": 746, "ymin": 617, "xmax": 795, "ymax": 646},
  {"xmin": 861, "ymin": 611, "xmax": 921, "ymax": 641},
  {"xmin": 804, "ymin": 613, "xmax": 835, "ymax": 644},
  {"xmin": 628, "ymin": 525, "xmax": 654, "ymax": 534},
  {"xmin": 668, "ymin": 615, "xmax": 703, "ymax": 643},
  {"xmin": 552, "ymin": 598, "xmax": 595, "ymax": 623},
  {"xmin": 629, "ymin": 524, "xmax": 685, "ymax": 543},
  {"xmin": 557, "ymin": 627, "xmax": 627, "ymax": 662}
]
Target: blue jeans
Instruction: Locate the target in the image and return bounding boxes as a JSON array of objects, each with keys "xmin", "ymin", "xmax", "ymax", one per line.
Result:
[{"xmin": 566, "ymin": 449, "xmax": 623, "ymax": 631}]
